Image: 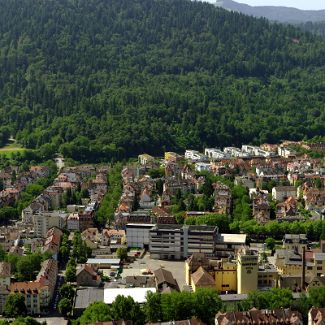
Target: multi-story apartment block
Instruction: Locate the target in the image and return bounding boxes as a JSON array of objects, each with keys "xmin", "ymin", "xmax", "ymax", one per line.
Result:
[
  {"xmin": 184, "ymin": 150, "xmax": 208, "ymax": 162},
  {"xmin": 283, "ymin": 234, "xmax": 308, "ymax": 254},
  {"xmin": 33, "ymin": 211, "xmax": 67, "ymax": 238},
  {"xmin": 204, "ymin": 148, "xmax": 229, "ymax": 160},
  {"xmin": 126, "ymin": 223, "xmax": 155, "ymax": 249},
  {"xmin": 9, "ymin": 258, "xmax": 58, "ymax": 315},
  {"xmin": 213, "ymin": 182, "xmax": 232, "ymax": 215},
  {"xmin": 149, "ymin": 225, "xmax": 218, "ymax": 260}
]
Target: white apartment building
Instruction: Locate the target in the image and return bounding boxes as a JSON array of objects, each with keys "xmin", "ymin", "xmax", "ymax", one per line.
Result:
[{"xmin": 33, "ymin": 211, "xmax": 68, "ymax": 238}]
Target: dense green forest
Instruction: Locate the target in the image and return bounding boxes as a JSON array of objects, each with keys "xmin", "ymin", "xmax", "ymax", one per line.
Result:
[
  {"xmin": 0, "ymin": 0, "xmax": 324, "ymax": 161},
  {"xmin": 298, "ymin": 21, "xmax": 325, "ymax": 39}
]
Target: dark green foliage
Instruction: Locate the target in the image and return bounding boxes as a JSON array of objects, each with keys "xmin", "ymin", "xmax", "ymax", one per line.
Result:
[
  {"xmin": 184, "ymin": 214, "xmax": 230, "ymax": 232},
  {"xmin": 0, "ymin": 0, "xmax": 324, "ymax": 159},
  {"xmin": 110, "ymin": 295, "xmax": 145, "ymax": 325},
  {"xmin": 144, "ymin": 291, "xmax": 163, "ymax": 323},
  {"xmin": 79, "ymin": 302, "xmax": 111, "ymax": 324},
  {"xmin": 299, "ymin": 21, "xmax": 325, "ymax": 39},
  {"xmin": 3, "ymin": 293, "xmax": 27, "ymax": 317},
  {"xmin": 11, "ymin": 317, "xmax": 44, "ymax": 325},
  {"xmin": 116, "ymin": 247, "xmax": 128, "ymax": 261},
  {"xmin": 72, "ymin": 231, "xmax": 90, "ymax": 263},
  {"xmin": 144, "ymin": 288, "xmax": 222, "ymax": 323},
  {"xmin": 60, "ymin": 284, "xmax": 75, "ymax": 301},
  {"xmin": 59, "ymin": 233, "xmax": 71, "ymax": 263},
  {"xmin": 244, "ymin": 288, "xmax": 293, "ymax": 310},
  {"xmin": 148, "ymin": 167, "xmax": 164, "ymax": 179},
  {"xmin": 265, "ymin": 237, "xmax": 276, "ymax": 251},
  {"xmin": 308, "ymin": 287, "xmax": 325, "ymax": 308},
  {"xmin": 58, "ymin": 297, "xmax": 73, "ymax": 317},
  {"xmin": 232, "ymin": 185, "xmax": 251, "ymax": 222},
  {"xmin": 5, "ymin": 252, "xmax": 48, "ymax": 281},
  {"xmin": 0, "ymin": 127, "xmax": 10, "ymax": 148},
  {"xmin": 96, "ymin": 163, "xmax": 122, "ymax": 226},
  {"xmin": 230, "ymin": 219, "xmax": 325, "ymax": 241},
  {"xmin": 65, "ymin": 258, "xmax": 77, "ymax": 283}
]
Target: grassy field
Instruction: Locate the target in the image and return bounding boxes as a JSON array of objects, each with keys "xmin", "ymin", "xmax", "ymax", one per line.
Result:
[{"xmin": 0, "ymin": 142, "xmax": 27, "ymax": 157}]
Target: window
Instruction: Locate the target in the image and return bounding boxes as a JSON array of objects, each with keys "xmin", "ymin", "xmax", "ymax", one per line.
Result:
[{"xmin": 317, "ymin": 266, "xmax": 322, "ymax": 270}]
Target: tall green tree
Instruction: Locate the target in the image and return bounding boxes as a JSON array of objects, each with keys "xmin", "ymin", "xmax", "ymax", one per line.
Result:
[{"xmin": 3, "ymin": 294, "xmax": 27, "ymax": 318}]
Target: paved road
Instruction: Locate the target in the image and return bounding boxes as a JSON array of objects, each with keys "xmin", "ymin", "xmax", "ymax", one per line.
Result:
[
  {"xmin": 123, "ymin": 252, "xmax": 187, "ymax": 290},
  {"xmin": 50, "ymin": 274, "xmax": 65, "ymax": 314},
  {"xmin": 35, "ymin": 317, "xmax": 67, "ymax": 325},
  {"xmin": 55, "ymin": 157, "xmax": 65, "ymax": 171}
]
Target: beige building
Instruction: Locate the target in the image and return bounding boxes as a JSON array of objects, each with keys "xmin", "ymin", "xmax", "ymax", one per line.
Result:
[
  {"xmin": 9, "ymin": 258, "xmax": 58, "ymax": 314},
  {"xmin": 283, "ymin": 234, "xmax": 308, "ymax": 254},
  {"xmin": 237, "ymin": 248, "xmax": 258, "ymax": 294},
  {"xmin": 0, "ymin": 262, "xmax": 11, "ymax": 287},
  {"xmin": 33, "ymin": 211, "xmax": 67, "ymax": 238}
]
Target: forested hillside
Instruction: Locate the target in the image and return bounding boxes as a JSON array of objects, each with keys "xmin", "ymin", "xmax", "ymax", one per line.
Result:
[
  {"xmin": 299, "ymin": 21, "xmax": 325, "ymax": 39},
  {"xmin": 0, "ymin": 0, "xmax": 324, "ymax": 161}
]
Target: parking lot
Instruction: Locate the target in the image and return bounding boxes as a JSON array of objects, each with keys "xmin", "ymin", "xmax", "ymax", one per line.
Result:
[{"xmin": 122, "ymin": 252, "xmax": 187, "ymax": 289}]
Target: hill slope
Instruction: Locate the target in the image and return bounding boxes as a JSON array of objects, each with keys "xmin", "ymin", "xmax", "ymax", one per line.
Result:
[
  {"xmin": 215, "ymin": 0, "xmax": 325, "ymax": 23},
  {"xmin": 0, "ymin": 0, "xmax": 324, "ymax": 161}
]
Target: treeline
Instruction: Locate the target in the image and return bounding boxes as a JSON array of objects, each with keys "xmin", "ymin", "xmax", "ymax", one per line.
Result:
[
  {"xmin": 0, "ymin": 0, "xmax": 324, "ymax": 160},
  {"xmin": 0, "ymin": 127, "xmax": 10, "ymax": 148},
  {"xmin": 95, "ymin": 163, "xmax": 123, "ymax": 227},
  {"xmin": 298, "ymin": 21, "xmax": 325, "ymax": 39},
  {"xmin": 77, "ymin": 288, "xmax": 222, "ymax": 325},
  {"xmin": 76, "ymin": 287, "xmax": 325, "ymax": 324},
  {"xmin": 0, "ymin": 247, "xmax": 51, "ymax": 281},
  {"xmin": 230, "ymin": 219, "xmax": 325, "ymax": 241},
  {"xmin": 234, "ymin": 287, "xmax": 325, "ymax": 322}
]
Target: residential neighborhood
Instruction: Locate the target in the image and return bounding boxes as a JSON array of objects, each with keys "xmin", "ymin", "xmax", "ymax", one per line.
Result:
[{"xmin": 0, "ymin": 140, "xmax": 324, "ymax": 324}]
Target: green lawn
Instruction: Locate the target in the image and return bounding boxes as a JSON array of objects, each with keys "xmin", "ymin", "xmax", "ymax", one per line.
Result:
[{"xmin": 0, "ymin": 142, "xmax": 27, "ymax": 157}]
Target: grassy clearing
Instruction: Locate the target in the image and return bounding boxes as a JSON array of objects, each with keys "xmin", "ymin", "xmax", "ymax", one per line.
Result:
[{"xmin": 0, "ymin": 142, "xmax": 27, "ymax": 157}]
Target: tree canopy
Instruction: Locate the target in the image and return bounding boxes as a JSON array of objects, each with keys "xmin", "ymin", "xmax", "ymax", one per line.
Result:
[{"xmin": 0, "ymin": 0, "xmax": 324, "ymax": 161}]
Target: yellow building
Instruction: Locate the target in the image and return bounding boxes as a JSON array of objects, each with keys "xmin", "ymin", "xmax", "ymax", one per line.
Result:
[
  {"xmin": 237, "ymin": 248, "xmax": 258, "ymax": 294},
  {"xmin": 214, "ymin": 259, "xmax": 237, "ymax": 293},
  {"xmin": 185, "ymin": 253, "xmax": 237, "ymax": 293},
  {"xmin": 164, "ymin": 152, "xmax": 182, "ymax": 162}
]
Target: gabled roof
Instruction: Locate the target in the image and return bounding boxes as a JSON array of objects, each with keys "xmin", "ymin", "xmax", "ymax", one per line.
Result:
[
  {"xmin": 154, "ymin": 268, "xmax": 178, "ymax": 288},
  {"xmin": 191, "ymin": 266, "xmax": 215, "ymax": 287}
]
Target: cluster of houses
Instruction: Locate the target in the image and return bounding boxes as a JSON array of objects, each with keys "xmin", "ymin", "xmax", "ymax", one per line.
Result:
[
  {"xmin": 0, "ymin": 227, "xmax": 62, "ymax": 314},
  {"xmin": 0, "ymin": 165, "xmax": 50, "ymax": 208},
  {"xmin": 21, "ymin": 166, "xmax": 108, "ymax": 236},
  {"xmin": 0, "ymin": 165, "xmax": 111, "ymax": 315}
]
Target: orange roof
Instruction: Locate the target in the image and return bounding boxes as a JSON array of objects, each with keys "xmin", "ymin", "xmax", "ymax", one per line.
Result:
[{"xmin": 10, "ymin": 281, "xmax": 46, "ymax": 292}]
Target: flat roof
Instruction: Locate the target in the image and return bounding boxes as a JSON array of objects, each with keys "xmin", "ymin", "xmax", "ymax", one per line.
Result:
[
  {"xmin": 219, "ymin": 233, "xmax": 247, "ymax": 244},
  {"xmin": 87, "ymin": 258, "xmax": 121, "ymax": 264},
  {"xmin": 74, "ymin": 288, "xmax": 104, "ymax": 309},
  {"xmin": 126, "ymin": 223, "xmax": 155, "ymax": 227},
  {"xmin": 104, "ymin": 287, "xmax": 156, "ymax": 304},
  {"xmin": 220, "ymin": 294, "xmax": 248, "ymax": 302}
]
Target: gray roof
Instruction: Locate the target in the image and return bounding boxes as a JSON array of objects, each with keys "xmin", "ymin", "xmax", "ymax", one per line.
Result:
[{"xmin": 74, "ymin": 287, "xmax": 104, "ymax": 310}]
